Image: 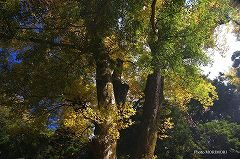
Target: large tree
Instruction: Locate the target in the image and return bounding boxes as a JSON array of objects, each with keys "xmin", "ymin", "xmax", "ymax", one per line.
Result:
[
  {"xmin": 132, "ymin": 0, "xmax": 233, "ymax": 158},
  {"xmin": 0, "ymin": 0, "xmax": 137, "ymax": 158},
  {"xmin": 0, "ymin": 0, "xmax": 235, "ymax": 159}
]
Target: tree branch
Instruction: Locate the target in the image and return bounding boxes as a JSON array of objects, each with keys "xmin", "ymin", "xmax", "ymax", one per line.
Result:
[
  {"xmin": 14, "ymin": 36, "xmax": 86, "ymax": 51},
  {"xmin": 15, "ymin": 24, "xmax": 85, "ymax": 31},
  {"xmin": 151, "ymin": 0, "xmax": 158, "ymax": 34}
]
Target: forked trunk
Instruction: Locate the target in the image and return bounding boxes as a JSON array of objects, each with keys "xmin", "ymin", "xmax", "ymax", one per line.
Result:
[{"xmin": 91, "ymin": 59, "xmax": 117, "ymax": 159}]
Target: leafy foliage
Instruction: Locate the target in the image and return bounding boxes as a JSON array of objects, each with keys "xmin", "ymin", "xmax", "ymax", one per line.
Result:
[
  {"xmin": 0, "ymin": 0, "xmax": 238, "ymax": 159},
  {"xmin": 197, "ymin": 120, "xmax": 240, "ymax": 159}
]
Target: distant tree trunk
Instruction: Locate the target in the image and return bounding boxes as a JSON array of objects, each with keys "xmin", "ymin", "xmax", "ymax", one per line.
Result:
[{"xmin": 133, "ymin": 69, "xmax": 164, "ymax": 159}]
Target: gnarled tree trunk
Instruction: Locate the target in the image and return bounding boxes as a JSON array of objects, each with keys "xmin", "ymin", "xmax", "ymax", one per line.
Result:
[
  {"xmin": 91, "ymin": 57, "xmax": 128, "ymax": 159},
  {"xmin": 91, "ymin": 60, "xmax": 117, "ymax": 159},
  {"xmin": 133, "ymin": 69, "xmax": 164, "ymax": 159},
  {"xmin": 90, "ymin": 47, "xmax": 117, "ymax": 158}
]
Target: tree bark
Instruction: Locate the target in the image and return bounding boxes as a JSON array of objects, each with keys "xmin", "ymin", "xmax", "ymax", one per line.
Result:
[
  {"xmin": 133, "ymin": 69, "xmax": 164, "ymax": 159},
  {"xmin": 91, "ymin": 60, "xmax": 117, "ymax": 159},
  {"xmin": 112, "ymin": 58, "xmax": 129, "ymax": 105},
  {"xmin": 91, "ymin": 123, "xmax": 117, "ymax": 159},
  {"xmin": 85, "ymin": 0, "xmax": 129, "ymax": 156},
  {"xmin": 85, "ymin": 32, "xmax": 117, "ymax": 159},
  {"xmin": 91, "ymin": 58, "xmax": 129, "ymax": 159}
]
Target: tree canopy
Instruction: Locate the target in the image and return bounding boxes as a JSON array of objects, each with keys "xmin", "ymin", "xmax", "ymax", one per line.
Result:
[{"xmin": 0, "ymin": 0, "xmax": 239, "ymax": 159}]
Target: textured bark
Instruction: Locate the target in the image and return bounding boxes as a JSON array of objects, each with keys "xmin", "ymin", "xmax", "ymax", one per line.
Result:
[
  {"xmin": 86, "ymin": 32, "xmax": 117, "ymax": 159},
  {"xmin": 90, "ymin": 58, "xmax": 117, "ymax": 159},
  {"xmin": 112, "ymin": 58, "xmax": 129, "ymax": 105},
  {"xmin": 133, "ymin": 69, "xmax": 164, "ymax": 159},
  {"xmin": 91, "ymin": 58, "xmax": 130, "ymax": 159},
  {"xmin": 85, "ymin": 1, "xmax": 125, "ymax": 157},
  {"xmin": 150, "ymin": 0, "xmax": 158, "ymax": 34},
  {"xmin": 91, "ymin": 123, "xmax": 117, "ymax": 159}
]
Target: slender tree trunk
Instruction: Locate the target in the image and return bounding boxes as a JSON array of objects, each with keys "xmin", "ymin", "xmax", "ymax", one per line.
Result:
[{"xmin": 133, "ymin": 69, "xmax": 164, "ymax": 159}]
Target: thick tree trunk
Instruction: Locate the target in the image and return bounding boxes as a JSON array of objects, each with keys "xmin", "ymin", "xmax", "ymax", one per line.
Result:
[
  {"xmin": 90, "ymin": 57, "xmax": 117, "ymax": 159},
  {"xmin": 133, "ymin": 69, "xmax": 164, "ymax": 159},
  {"xmin": 91, "ymin": 58, "xmax": 129, "ymax": 159},
  {"xmin": 91, "ymin": 123, "xmax": 117, "ymax": 159},
  {"xmin": 84, "ymin": 1, "xmax": 122, "ymax": 158}
]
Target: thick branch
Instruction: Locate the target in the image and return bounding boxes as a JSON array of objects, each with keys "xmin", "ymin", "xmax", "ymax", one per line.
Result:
[
  {"xmin": 14, "ymin": 36, "xmax": 85, "ymax": 51},
  {"xmin": 112, "ymin": 58, "xmax": 129, "ymax": 105},
  {"xmin": 15, "ymin": 24, "xmax": 85, "ymax": 31}
]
